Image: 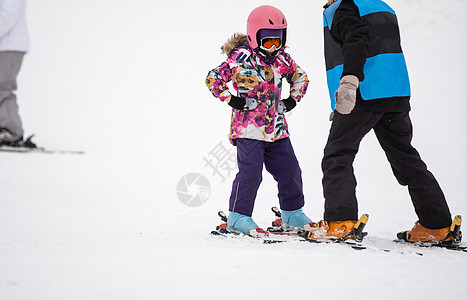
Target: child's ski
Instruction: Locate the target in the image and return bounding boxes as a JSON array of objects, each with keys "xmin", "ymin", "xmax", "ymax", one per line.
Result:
[
  {"xmin": 210, "ymin": 211, "xmax": 300, "ymax": 243},
  {"xmin": 266, "ymin": 206, "xmax": 305, "ymax": 236}
]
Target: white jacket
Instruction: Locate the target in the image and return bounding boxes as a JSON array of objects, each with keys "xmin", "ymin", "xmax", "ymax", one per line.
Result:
[{"xmin": 0, "ymin": 0, "xmax": 29, "ymax": 52}]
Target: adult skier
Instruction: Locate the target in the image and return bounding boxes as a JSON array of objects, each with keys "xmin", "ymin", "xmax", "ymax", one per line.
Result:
[
  {"xmin": 0, "ymin": 0, "xmax": 35, "ymax": 148},
  {"xmin": 310, "ymin": 0, "xmax": 457, "ymax": 243}
]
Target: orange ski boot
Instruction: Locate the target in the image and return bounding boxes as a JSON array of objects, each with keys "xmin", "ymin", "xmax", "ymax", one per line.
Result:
[
  {"xmin": 398, "ymin": 221, "xmax": 451, "ymax": 243},
  {"xmin": 307, "ymin": 220, "xmax": 356, "ymax": 240}
]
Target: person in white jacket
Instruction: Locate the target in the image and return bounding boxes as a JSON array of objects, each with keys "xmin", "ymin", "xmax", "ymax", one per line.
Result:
[{"xmin": 0, "ymin": 0, "xmax": 34, "ymax": 147}]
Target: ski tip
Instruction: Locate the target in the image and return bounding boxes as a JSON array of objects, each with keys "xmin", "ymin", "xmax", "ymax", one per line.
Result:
[{"xmin": 396, "ymin": 231, "xmax": 409, "ymax": 241}]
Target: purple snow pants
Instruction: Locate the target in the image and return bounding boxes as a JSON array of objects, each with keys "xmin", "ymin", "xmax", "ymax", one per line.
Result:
[{"xmin": 229, "ymin": 137, "xmax": 304, "ymax": 216}]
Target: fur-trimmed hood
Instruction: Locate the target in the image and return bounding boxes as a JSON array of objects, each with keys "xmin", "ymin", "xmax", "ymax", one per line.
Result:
[{"xmin": 221, "ymin": 33, "xmax": 248, "ymax": 56}]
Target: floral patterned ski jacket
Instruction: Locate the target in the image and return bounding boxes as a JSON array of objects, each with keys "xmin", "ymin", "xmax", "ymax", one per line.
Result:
[{"xmin": 206, "ymin": 34, "xmax": 309, "ymax": 145}]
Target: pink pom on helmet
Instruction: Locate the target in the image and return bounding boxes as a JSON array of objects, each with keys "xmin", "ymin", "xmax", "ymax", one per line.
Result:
[{"xmin": 247, "ymin": 5, "xmax": 287, "ymax": 49}]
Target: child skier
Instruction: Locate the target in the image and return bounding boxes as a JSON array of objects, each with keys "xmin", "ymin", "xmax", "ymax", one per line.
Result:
[{"xmin": 205, "ymin": 5, "xmax": 313, "ymax": 236}]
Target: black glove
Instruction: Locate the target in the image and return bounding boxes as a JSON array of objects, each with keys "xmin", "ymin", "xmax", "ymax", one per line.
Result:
[
  {"xmin": 227, "ymin": 95, "xmax": 257, "ymax": 110},
  {"xmin": 277, "ymin": 96, "xmax": 297, "ymax": 114}
]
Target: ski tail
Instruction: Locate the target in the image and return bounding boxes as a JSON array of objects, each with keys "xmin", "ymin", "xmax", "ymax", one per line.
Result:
[
  {"xmin": 270, "ymin": 206, "xmax": 282, "ymax": 228},
  {"xmin": 444, "ymin": 215, "xmax": 462, "ymax": 244},
  {"xmin": 211, "ymin": 211, "xmax": 228, "ymax": 234},
  {"xmin": 218, "ymin": 211, "xmax": 227, "ymax": 223}
]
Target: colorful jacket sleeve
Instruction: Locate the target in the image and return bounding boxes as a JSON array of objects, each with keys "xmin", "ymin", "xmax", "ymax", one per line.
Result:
[
  {"xmin": 282, "ymin": 53, "xmax": 309, "ymax": 102},
  {"xmin": 205, "ymin": 56, "xmax": 239, "ymax": 102}
]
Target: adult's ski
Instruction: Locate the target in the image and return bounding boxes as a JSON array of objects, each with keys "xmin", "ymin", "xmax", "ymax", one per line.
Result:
[
  {"xmin": 394, "ymin": 215, "xmax": 466, "ymax": 252},
  {"xmin": 0, "ymin": 145, "xmax": 84, "ymax": 155}
]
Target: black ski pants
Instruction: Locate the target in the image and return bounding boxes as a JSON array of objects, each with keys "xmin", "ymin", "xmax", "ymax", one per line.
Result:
[{"xmin": 322, "ymin": 108, "xmax": 452, "ymax": 229}]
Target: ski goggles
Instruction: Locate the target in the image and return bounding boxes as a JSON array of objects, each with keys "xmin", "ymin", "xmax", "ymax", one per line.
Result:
[{"xmin": 260, "ymin": 37, "xmax": 282, "ymax": 51}]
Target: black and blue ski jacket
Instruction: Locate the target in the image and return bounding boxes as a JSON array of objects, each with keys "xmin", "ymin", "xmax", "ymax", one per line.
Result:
[{"xmin": 324, "ymin": 0, "xmax": 411, "ymax": 111}]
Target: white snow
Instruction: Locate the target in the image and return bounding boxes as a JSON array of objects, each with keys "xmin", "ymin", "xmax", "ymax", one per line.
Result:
[{"xmin": 1, "ymin": 0, "xmax": 466, "ymax": 299}]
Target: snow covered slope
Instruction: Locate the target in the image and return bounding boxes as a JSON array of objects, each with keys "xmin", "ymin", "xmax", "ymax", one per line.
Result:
[{"xmin": 1, "ymin": 0, "xmax": 466, "ymax": 299}]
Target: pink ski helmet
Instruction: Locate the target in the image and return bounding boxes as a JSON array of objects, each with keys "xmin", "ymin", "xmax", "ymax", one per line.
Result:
[{"xmin": 247, "ymin": 5, "xmax": 288, "ymax": 49}]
